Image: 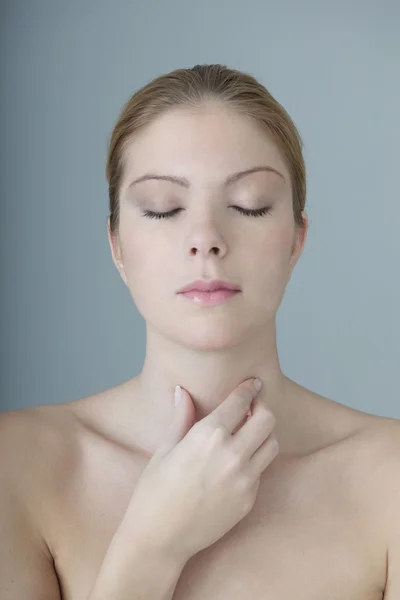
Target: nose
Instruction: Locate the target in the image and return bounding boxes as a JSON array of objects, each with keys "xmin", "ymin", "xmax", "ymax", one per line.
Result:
[
  {"xmin": 190, "ymin": 244, "xmax": 221, "ymax": 256},
  {"xmin": 186, "ymin": 224, "xmax": 228, "ymax": 259}
]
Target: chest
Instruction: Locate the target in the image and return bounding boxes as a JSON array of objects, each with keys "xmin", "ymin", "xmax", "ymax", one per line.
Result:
[{"xmin": 50, "ymin": 443, "xmax": 384, "ymax": 600}]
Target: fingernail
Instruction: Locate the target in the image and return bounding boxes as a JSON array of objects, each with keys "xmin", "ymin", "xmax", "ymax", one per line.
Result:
[
  {"xmin": 254, "ymin": 378, "xmax": 262, "ymax": 391},
  {"xmin": 175, "ymin": 385, "xmax": 182, "ymax": 405}
]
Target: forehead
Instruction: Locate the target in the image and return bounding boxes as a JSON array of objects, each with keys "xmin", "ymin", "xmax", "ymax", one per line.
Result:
[{"xmin": 121, "ymin": 105, "xmax": 289, "ymax": 191}]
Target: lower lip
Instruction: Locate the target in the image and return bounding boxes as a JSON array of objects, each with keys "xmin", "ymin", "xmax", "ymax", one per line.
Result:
[{"xmin": 179, "ymin": 289, "xmax": 240, "ymax": 305}]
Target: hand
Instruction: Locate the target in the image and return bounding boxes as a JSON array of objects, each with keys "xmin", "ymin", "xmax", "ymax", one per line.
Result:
[{"xmin": 119, "ymin": 378, "xmax": 279, "ymax": 562}]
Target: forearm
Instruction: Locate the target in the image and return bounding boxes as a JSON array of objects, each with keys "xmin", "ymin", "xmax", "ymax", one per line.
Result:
[{"xmin": 87, "ymin": 532, "xmax": 189, "ymax": 600}]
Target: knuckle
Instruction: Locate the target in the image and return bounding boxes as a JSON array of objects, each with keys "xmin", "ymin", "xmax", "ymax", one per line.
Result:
[
  {"xmin": 269, "ymin": 431, "xmax": 277, "ymax": 443},
  {"xmin": 242, "ymin": 497, "xmax": 254, "ymax": 516},
  {"xmin": 211, "ymin": 424, "xmax": 229, "ymax": 444},
  {"xmin": 265, "ymin": 436, "xmax": 279, "ymax": 457},
  {"xmin": 191, "ymin": 420, "xmax": 214, "ymax": 442},
  {"xmin": 232, "ymin": 434, "xmax": 247, "ymax": 457},
  {"xmin": 225, "ymin": 449, "xmax": 243, "ymax": 473},
  {"xmin": 242, "ymin": 487, "xmax": 257, "ymax": 513},
  {"xmin": 263, "ymin": 409, "xmax": 276, "ymax": 428},
  {"xmin": 237, "ymin": 472, "xmax": 253, "ymax": 493},
  {"xmin": 271, "ymin": 438, "xmax": 280, "ymax": 454}
]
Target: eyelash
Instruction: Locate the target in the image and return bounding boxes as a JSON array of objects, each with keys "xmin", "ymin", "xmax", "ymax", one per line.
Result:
[{"xmin": 141, "ymin": 206, "xmax": 272, "ymax": 220}]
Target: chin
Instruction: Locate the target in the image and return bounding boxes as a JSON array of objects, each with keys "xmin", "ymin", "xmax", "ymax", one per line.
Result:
[{"xmin": 175, "ymin": 324, "xmax": 245, "ymax": 351}]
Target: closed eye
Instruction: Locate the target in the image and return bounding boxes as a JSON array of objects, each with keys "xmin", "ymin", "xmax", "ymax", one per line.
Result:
[
  {"xmin": 233, "ymin": 206, "xmax": 272, "ymax": 217},
  {"xmin": 141, "ymin": 206, "xmax": 272, "ymax": 220}
]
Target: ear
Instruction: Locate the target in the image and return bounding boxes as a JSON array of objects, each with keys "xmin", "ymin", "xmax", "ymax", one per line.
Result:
[
  {"xmin": 288, "ymin": 211, "xmax": 308, "ymax": 275},
  {"xmin": 106, "ymin": 217, "xmax": 128, "ymax": 286}
]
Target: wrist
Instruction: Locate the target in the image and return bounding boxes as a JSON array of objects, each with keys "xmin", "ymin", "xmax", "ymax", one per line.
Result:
[{"xmin": 114, "ymin": 524, "xmax": 192, "ymax": 571}]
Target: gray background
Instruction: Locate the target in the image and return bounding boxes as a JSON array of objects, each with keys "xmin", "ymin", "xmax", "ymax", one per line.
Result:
[{"xmin": 1, "ymin": 0, "xmax": 399, "ymax": 418}]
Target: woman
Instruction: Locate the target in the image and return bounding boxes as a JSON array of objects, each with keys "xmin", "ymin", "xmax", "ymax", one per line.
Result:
[{"xmin": 1, "ymin": 63, "xmax": 399, "ymax": 600}]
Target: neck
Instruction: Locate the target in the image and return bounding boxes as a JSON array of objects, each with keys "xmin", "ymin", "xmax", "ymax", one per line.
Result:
[{"xmin": 128, "ymin": 320, "xmax": 293, "ymax": 456}]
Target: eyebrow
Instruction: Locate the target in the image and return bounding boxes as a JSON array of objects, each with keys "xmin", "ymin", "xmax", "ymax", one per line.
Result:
[{"xmin": 128, "ymin": 165, "xmax": 285, "ymax": 189}]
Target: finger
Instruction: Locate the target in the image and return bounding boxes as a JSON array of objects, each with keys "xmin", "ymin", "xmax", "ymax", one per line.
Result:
[
  {"xmin": 231, "ymin": 397, "xmax": 276, "ymax": 460},
  {"xmin": 247, "ymin": 433, "xmax": 279, "ymax": 479},
  {"xmin": 205, "ymin": 379, "xmax": 261, "ymax": 434}
]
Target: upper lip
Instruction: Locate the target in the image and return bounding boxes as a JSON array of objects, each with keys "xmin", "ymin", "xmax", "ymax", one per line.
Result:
[{"xmin": 178, "ymin": 279, "xmax": 241, "ymax": 293}]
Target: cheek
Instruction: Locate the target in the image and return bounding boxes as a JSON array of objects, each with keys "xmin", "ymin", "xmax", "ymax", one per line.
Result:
[
  {"xmin": 120, "ymin": 233, "xmax": 175, "ymax": 305},
  {"xmin": 244, "ymin": 227, "xmax": 294, "ymax": 309},
  {"xmin": 251, "ymin": 224, "xmax": 294, "ymax": 274}
]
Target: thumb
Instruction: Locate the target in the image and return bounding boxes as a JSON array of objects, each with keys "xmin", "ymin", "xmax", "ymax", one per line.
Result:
[{"xmin": 155, "ymin": 386, "xmax": 196, "ymax": 457}]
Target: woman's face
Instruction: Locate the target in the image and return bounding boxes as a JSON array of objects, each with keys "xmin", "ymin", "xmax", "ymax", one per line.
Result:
[{"xmin": 108, "ymin": 103, "xmax": 307, "ymax": 349}]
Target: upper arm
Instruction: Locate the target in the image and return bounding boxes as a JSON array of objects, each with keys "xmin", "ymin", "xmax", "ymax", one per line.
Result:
[
  {"xmin": 381, "ymin": 422, "xmax": 400, "ymax": 599},
  {"xmin": 383, "ymin": 502, "xmax": 400, "ymax": 598},
  {"xmin": 0, "ymin": 411, "xmax": 61, "ymax": 600}
]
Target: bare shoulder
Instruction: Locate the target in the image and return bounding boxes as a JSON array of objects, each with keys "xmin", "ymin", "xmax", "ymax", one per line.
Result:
[
  {"xmin": 328, "ymin": 407, "xmax": 400, "ymax": 544},
  {"xmin": 0, "ymin": 404, "xmax": 82, "ymax": 599},
  {"xmin": 319, "ymin": 389, "xmax": 400, "ymax": 474},
  {"xmin": 0, "ymin": 378, "xmax": 140, "ymax": 503},
  {"xmin": 354, "ymin": 414, "xmax": 400, "ymax": 598},
  {"xmin": 304, "ymin": 394, "xmax": 400, "ymax": 594},
  {"xmin": 292, "ymin": 383, "xmax": 400, "ymax": 508},
  {"xmin": 359, "ymin": 412, "xmax": 400, "ymax": 450},
  {"xmin": 337, "ymin": 403, "xmax": 400, "ymax": 465},
  {"xmin": 0, "ymin": 384, "xmax": 131, "ymax": 507},
  {"xmin": 358, "ymin": 412, "xmax": 400, "ymax": 495},
  {"xmin": 282, "ymin": 378, "xmax": 400, "ymax": 458},
  {"xmin": 0, "ymin": 403, "xmax": 81, "ymax": 552},
  {"xmin": 0, "ymin": 405, "xmax": 67, "ymax": 491},
  {"xmin": 0, "ymin": 401, "xmax": 80, "ymax": 468}
]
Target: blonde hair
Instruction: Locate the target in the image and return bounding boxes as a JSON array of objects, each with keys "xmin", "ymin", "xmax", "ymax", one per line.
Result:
[{"xmin": 106, "ymin": 63, "xmax": 306, "ymax": 236}]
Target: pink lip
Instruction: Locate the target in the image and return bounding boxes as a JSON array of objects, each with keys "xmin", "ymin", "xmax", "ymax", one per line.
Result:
[
  {"xmin": 179, "ymin": 288, "xmax": 240, "ymax": 306},
  {"xmin": 178, "ymin": 279, "xmax": 241, "ymax": 294}
]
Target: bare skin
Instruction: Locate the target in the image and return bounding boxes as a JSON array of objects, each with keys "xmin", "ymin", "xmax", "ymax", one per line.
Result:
[
  {"xmin": 10, "ymin": 374, "xmax": 399, "ymax": 600},
  {"xmin": 4, "ymin": 102, "xmax": 399, "ymax": 599}
]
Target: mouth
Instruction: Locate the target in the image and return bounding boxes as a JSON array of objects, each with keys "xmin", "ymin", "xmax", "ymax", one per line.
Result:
[
  {"xmin": 178, "ymin": 279, "xmax": 242, "ymax": 294},
  {"xmin": 178, "ymin": 288, "xmax": 241, "ymax": 306}
]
